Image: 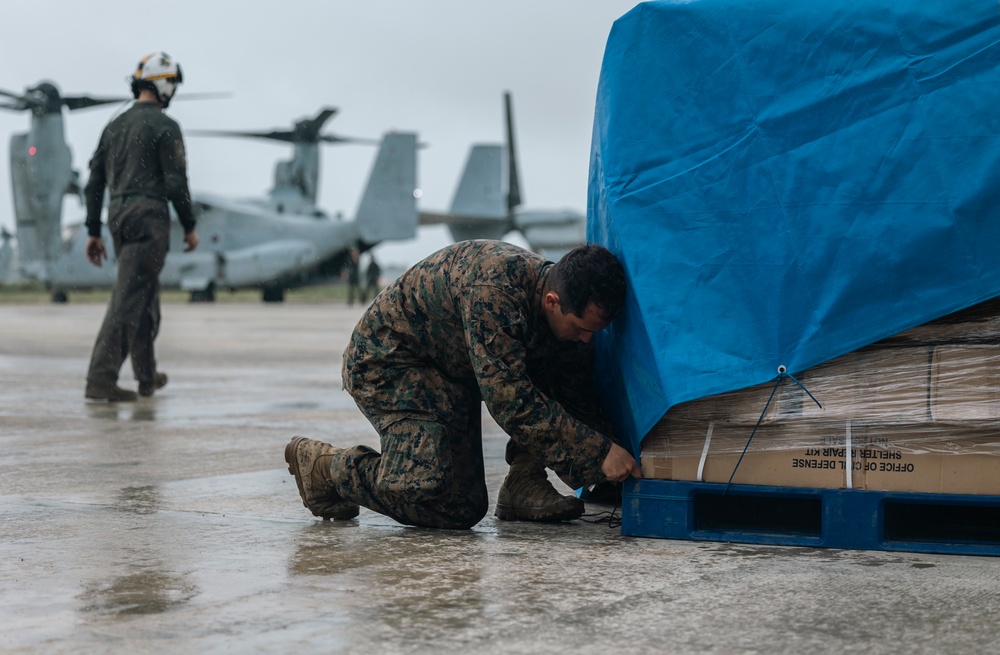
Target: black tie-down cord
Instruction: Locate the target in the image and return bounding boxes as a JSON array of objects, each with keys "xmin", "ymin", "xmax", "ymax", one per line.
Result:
[
  {"xmin": 577, "ymin": 367, "xmax": 821, "ymax": 525},
  {"xmin": 724, "ymin": 365, "xmax": 822, "ymax": 495},
  {"xmin": 579, "ymin": 481, "xmax": 623, "ymax": 528}
]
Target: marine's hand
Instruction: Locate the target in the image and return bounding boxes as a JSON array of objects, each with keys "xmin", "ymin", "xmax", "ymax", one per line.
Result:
[
  {"xmin": 601, "ymin": 442, "xmax": 642, "ymax": 482},
  {"xmin": 85, "ymin": 237, "xmax": 107, "ymax": 267},
  {"xmin": 183, "ymin": 230, "xmax": 199, "ymax": 252}
]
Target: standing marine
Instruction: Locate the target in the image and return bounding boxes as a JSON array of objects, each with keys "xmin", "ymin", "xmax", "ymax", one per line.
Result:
[
  {"xmin": 285, "ymin": 240, "xmax": 641, "ymax": 529},
  {"xmin": 83, "ymin": 52, "xmax": 199, "ymax": 402},
  {"xmin": 346, "ymin": 245, "xmax": 362, "ymax": 306}
]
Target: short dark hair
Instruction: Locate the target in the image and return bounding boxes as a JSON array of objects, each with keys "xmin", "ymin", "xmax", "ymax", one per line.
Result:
[{"xmin": 547, "ymin": 245, "xmax": 626, "ymax": 319}]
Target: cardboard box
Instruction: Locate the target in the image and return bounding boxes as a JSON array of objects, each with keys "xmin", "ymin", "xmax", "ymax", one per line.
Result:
[
  {"xmin": 641, "ymin": 418, "xmax": 1000, "ymax": 495},
  {"xmin": 929, "ymin": 345, "xmax": 1000, "ymax": 420},
  {"xmin": 666, "ymin": 346, "xmax": 932, "ymax": 425},
  {"xmin": 881, "ymin": 297, "xmax": 1000, "ymax": 346},
  {"xmin": 795, "ymin": 347, "xmax": 931, "ymax": 421},
  {"xmin": 642, "ymin": 420, "xmax": 857, "ymax": 490},
  {"xmin": 855, "ymin": 422, "xmax": 1000, "ymax": 494},
  {"xmin": 665, "ymin": 379, "xmax": 795, "ymax": 424}
]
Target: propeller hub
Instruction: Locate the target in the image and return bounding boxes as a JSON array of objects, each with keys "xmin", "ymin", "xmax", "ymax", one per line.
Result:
[{"xmin": 28, "ymin": 82, "xmax": 62, "ymax": 116}]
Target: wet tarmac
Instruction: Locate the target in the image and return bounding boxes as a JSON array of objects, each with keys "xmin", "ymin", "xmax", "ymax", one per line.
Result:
[{"xmin": 2, "ymin": 302, "xmax": 999, "ymax": 654}]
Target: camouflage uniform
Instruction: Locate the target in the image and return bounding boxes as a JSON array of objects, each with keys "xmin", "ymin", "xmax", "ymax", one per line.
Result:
[
  {"xmin": 84, "ymin": 102, "xmax": 195, "ymax": 389},
  {"xmin": 336, "ymin": 240, "xmax": 615, "ymax": 529}
]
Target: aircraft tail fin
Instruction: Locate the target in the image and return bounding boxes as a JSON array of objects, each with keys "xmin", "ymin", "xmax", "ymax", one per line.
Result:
[
  {"xmin": 450, "ymin": 145, "xmax": 506, "ymax": 218},
  {"xmin": 443, "ymin": 144, "xmax": 510, "ymax": 242},
  {"xmin": 423, "ymin": 91, "xmax": 585, "ymax": 257},
  {"xmin": 355, "ymin": 132, "xmax": 418, "ymax": 244},
  {"xmin": 439, "ymin": 93, "xmax": 521, "ymax": 242}
]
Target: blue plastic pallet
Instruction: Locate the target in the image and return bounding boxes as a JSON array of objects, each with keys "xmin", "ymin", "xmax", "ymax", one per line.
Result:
[{"xmin": 622, "ymin": 479, "xmax": 1000, "ymax": 556}]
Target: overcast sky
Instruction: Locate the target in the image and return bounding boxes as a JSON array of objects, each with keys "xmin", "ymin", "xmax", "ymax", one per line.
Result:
[{"xmin": 0, "ymin": 0, "xmax": 641, "ymax": 268}]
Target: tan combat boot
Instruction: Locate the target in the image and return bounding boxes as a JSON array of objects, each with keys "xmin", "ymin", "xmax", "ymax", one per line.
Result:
[
  {"xmin": 495, "ymin": 454, "xmax": 585, "ymax": 522},
  {"xmin": 285, "ymin": 437, "xmax": 360, "ymax": 520}
]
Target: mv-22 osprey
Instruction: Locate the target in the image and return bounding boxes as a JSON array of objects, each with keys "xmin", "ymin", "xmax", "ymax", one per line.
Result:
[
  {"xmin": 422, "ymin": 92, "xmax": 587, "ymax": 261},
  {"xmin": 1, "ymin": 81, "xmax": 418, "ymax": 302}
]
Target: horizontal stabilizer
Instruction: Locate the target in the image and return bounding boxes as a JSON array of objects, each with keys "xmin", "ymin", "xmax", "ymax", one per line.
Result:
[
  {"xmin": 420, "ymin": 211, "xmax": 508, "ymax": 227},
  {"xmin": 513, "ymin": 209, "xmax": 585, "ymax": 229},
  {"xmin": 512, "ymin": 209, "xmax": 586, "ymax": 258},
  {"xmin": 418, "ymin": 211, "xmax": 457, "ymax": 226}
]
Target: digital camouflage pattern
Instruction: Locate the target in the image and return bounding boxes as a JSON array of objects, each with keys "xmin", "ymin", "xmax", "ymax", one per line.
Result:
[{"xmin": 333, "ymin": 240, "xmax": 615, "ymax": 528}]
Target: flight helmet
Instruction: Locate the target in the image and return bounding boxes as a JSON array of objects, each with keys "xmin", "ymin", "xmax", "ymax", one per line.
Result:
[{"xmin": 130, "ymin": 52, "xmax": 183, "ymax": 107}]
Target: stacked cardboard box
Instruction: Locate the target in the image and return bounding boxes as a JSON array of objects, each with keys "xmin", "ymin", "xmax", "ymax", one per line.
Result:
[{"xmin": 641, "ymin": 298, "xmax": 1000, "ymax": 495}]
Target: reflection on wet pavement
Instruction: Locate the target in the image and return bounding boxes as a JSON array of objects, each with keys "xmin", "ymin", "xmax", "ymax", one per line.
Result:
[
  {"xmin": 3, "ymin": 304, "xmax": 1000, "ymax": 654},
  {"xmin": 79, "ymin": 571, "xmax": 198, "ymax": 617}
]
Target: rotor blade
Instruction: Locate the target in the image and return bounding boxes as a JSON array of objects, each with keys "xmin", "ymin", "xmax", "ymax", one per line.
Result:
[
  {"xmin": 187, "ymin": 129, "xmax": 295, "ymax": 143},
  {"xmin": 61, "ymin": 90, "xmax": 230, "ymax": 111},
  {"xmin": 318, "ymin": 134, "xmax": 380, "ymax": 146},
  {"xmin": 188, "ymin": 127, "xmax": 379, "ymax": 147},
  {"xmin": 312, "ymin": 107, "xmax": 338, "ymax": 126},
  {"xmin": 62, "ymin": 95, "xmax": 129, "ymax": 111},
  {"xmin": 504, "ymin": 91, "xmax": 522, "ymax": 212},
  {"xmin": 0, "ymin": 88, "xmax": 33, "ymax": 111},
  {"xmin": 173, "ymin": 91, "xmax": 234, "ymax": 102}
]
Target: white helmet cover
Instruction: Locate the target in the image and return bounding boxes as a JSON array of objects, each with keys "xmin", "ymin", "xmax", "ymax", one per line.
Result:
[{"xmin": 131, "ymin": 52, "xmax": 183, "ymax": 106}]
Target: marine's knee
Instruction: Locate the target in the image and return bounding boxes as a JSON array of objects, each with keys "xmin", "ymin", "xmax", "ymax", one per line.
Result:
[
  {"xmin": 450, "ymin": 497, "xmax": 489, "ymax": 529},
  {"xmin": 413, "ymin": 497, "xmax": 489, "ymax": 530},
  {"xmin": 374, "ymin": 468, "xmax": 453, "ymax": 504},
  {"xmin": 374, "ymin": 474, "xmax": 489, "ymax": 529}
]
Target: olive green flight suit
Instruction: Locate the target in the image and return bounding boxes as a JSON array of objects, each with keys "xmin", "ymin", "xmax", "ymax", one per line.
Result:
[{"xmin": 83, "ymin": 102, "xmax": 196, "ymax": 389}]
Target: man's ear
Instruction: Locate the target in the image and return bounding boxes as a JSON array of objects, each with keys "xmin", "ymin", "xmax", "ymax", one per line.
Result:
[{"xmin": 543, "ymin": 291, "xmax": 561, "ymax": 311}]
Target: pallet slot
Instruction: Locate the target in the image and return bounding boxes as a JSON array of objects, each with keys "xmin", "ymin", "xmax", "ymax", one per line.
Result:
[
  {"xmin": 884, "ymin": 501, "xmax": 1000, "ymax": 545},
  {"xmin": 693, "ymin": 492, "xmax": 822, "ymax": 536}
]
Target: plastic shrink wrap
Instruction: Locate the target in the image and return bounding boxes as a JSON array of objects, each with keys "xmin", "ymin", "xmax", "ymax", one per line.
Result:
[{"xmin": 643, "ymin": 300, "xmax": 1000, "ymax": 494}]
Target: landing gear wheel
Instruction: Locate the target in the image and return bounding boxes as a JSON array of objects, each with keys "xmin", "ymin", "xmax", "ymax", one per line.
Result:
[
  {"xmin": 262, "ymin": 286, "xmax": 285, "ymax": 303},
  {"xmin": 189, "ymin": 284, "xmax": 216, "ymax": 303}
]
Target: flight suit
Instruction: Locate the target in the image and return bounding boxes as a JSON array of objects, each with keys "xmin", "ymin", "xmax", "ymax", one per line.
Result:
[
  {"xmin": 335, "ymin": 240, "xmax": 615, "ymax": 529},
  {"xmin": 84, "ymin": 102, "xmax": 196, "ymax": 389}
]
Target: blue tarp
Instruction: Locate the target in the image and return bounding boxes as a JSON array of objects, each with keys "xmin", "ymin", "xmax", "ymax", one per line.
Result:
[{"xmin": 588, "ymin": 0, "xmax": 1000, "ymax": 455}]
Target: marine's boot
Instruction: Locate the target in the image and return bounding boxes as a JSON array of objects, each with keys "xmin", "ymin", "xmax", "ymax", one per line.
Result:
[
  {"xmin": 284, "ymin": 437, "xmax": 360, "ymax": 520},
  {"xmin": 138, "ymin": 372, "xmax": 168, "ymax": 397},
  {"xmin": 495, "ymin": 455, "xmax": 585, "ymax": 522},
  {"xmin": 85, "ymin": 381, "xmax": 138, "ymax": 402}
]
